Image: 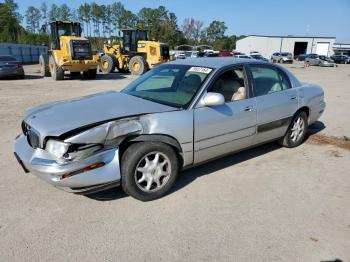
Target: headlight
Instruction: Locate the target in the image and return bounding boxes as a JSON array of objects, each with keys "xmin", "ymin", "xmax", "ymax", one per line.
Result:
[{"xmin": 45, "ymin": 139, "xmax": 70, "ymax": 159}]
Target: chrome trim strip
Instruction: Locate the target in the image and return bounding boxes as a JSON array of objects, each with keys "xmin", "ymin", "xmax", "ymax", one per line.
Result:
[
  {"xmin": 195, "ymin": 133, "xmax": 253, "ymax": 152},
  {"xmin": 195, "ymin": 126, "xmax": 256, "ymax": 143}
]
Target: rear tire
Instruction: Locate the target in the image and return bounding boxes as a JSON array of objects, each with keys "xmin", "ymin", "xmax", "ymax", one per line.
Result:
[
  {"xmin": 278, "ymin": 111, "xmax": 308, "ymax": 148},
  {"xmin": 100, "ymin": 54, "xmax": 115, "ymax": 73},
  {"xmin": 39, "ymin": 54, "xmax": 50, "ymax": 77},
  {"xmin": 49, "ymin": 56, "xmax": 64, "ymax": 81},
  {"xmin": 128, "ymin": 56, "xmax": 148, "ymax": 75},
  {"xmin": 121, "ymin": 142, "xmax": 179, "ymax": 201}
]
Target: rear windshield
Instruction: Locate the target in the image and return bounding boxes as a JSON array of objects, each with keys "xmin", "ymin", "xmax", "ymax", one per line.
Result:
[
  {"xmin": 0, "ymin": 56, "xmax": 16, "ymax": 61},
  {"xmin": 281, "ymin": 53, "xmax": 291, "ymax": 56}
]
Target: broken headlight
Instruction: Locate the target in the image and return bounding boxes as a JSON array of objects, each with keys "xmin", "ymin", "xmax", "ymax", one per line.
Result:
[{"xmin": 45, "ymin": 139, "xmax": 70, "ymax": 159}]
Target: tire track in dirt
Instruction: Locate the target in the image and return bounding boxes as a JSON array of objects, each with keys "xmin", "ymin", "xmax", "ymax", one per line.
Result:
[{"xmin": 306, "ymin": 133, "xmax": 350, "ymax": 151}]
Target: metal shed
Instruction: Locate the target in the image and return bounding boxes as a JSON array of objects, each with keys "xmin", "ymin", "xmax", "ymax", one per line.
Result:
[
  {"xmin": 0, "ymin": 43, "xmax": 48, "ymax": 64},
  {"xmin": 236, "ymin": 35, "xmax": 336, "ymax": 59}
]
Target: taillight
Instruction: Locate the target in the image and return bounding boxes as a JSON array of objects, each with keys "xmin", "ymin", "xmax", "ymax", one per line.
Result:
[{"xmin": 17, "ymin": 64, "xmax": 22, "ymax": 68}]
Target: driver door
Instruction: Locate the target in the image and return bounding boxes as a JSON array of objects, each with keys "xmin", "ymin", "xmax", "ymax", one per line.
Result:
[{"xmin": 193, "ymin": 66, "xmax": 257, "ymax": 164}]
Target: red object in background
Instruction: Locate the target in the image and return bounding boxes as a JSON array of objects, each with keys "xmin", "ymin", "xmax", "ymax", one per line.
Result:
[{"xmin": 218, "ymin": 51, "xmax": 233, "ymax": 57}]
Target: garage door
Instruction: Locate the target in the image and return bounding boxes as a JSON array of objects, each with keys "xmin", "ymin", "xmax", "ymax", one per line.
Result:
[{"xmin": 316, "ymin": 42, "xmax": 330, "ymax": 56}]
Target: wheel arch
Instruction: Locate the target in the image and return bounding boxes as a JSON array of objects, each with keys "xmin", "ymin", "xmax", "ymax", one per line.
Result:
[
  {"xmin": 295, "ymin": 106, "xmax": 310, "ymax": 122},
  {"xmin": 118, "ymin": 134, "xmax": 184, "ymax": 166}
]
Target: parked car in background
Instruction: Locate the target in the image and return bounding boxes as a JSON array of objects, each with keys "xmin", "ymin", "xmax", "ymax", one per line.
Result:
[
  {"xmin": 271, "ymin": 52, "xmax": 293, "ymax": 63},
  {"xmin": 330, "ymin": 55, "xmax": 349, "ymax": 64},
  {"xmin": 250, "ymin": 54, "xmax": 269, "ymax": 62},
  {"xmin": 14, "ymin": 58, "xmax": 325, "ymax": 201},
  {"xmin": 219, "ymin": 51, "xmax": 233, "ymax": 57},
  {"xmin": 0, "ymin": 55, "xmax": 25, "ymax": 79},
  {"xmin": 234, "ymin": 54, "xmax": 252, "ymax": 59},
  {"xmin": 174, "ymin": 51, "xmax": 186, "ymax": 60},
  {"xmin": 232, "ymin": 51, "xmax": 244, "ymax": 56},
  {"xmin": 204, "ymin": 52, "xmax": 219, "ymax": 57},
  {"xmin": 296, "ymin": 53, "xmax": 310, "ymax": 61},
  {"xmin": 305, "ymin": 54, "xmax": 336, "ymax": 67}
]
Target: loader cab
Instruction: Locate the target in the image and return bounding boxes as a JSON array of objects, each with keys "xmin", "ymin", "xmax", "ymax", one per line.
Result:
[
  {"xmin": 49, "ymin": 21, "xmax": 82, "ymax": 50},
  {"xmin": 122, "ymin": 29, "xmax": 148, "ymax": 53}
]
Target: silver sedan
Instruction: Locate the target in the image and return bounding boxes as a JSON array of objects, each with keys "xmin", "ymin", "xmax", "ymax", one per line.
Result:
[{"xmin": 14, "ymin": 58, "xmax": 325, "ymax": 201}]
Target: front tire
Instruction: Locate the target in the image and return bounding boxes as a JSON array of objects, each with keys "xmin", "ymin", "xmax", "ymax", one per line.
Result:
[
  {"xmin": 128, "ymin": 56, "xmax": 148, "ymax": 75},
  {"xmin": 49, "ymin": 56, "xmax": 64, "ymax": 81},
  {"xmin": 39, "ymin": 54, "xmax": 50, "ymax": 77},
  {"xmin": 100, "ymin": 54, "xmax": 115, "ymax": 73},
  {"xmin": 121, "ymin": 142, "xmax": 179, "ymax": 201},
  {"xmin": 278, "ymin": 111, "xmax": 308, "ymax": 148}
]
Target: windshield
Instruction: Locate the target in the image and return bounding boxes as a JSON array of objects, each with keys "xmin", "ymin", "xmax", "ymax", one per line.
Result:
[
  {"xmin": 0, "ymin": 56, "xmax": 16, "ymax": 61},
  {"xmin": 281, "ymin": 53, "xmax": 291, "ymax": 56},
  {"xmin": 57, "ymin": 23, "xmax": 81, "ymax": 36},
  {"xmin": 122, "ymin": 64, "xmax": 213, "ymax": 108},
  {"xmin": 136, "ymin": 31, "xmax": 148, "ymax": 41}
]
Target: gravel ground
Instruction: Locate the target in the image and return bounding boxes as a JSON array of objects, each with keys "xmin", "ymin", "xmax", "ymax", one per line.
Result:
[{"xmin": 0, "ymin": 63, "xmax": 349, "ymax": 262}]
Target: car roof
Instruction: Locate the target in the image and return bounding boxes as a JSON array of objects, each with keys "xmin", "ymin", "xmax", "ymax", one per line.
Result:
[{"xmin": 167, "ymin": 57, "xmax": 268, "ymax": 69}]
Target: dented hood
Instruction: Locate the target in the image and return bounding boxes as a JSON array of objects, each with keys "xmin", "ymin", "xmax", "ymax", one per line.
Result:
[{"xmin": 24, "ymin": 91, "xmax": 176, "ymax": 138}]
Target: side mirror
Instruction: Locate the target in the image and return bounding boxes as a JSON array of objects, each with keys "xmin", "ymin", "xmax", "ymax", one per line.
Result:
[{"xmin": 203, "ymin": 92, "xmax": 225, "ymax": 107}]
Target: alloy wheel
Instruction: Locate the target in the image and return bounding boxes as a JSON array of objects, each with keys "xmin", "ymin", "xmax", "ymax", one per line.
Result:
[
  {"xmin": 134, "ymin": 152, "xmax": 171, "ymax": 192},
  {"xmin": 290, "ymin": 116, "xmax": 305, "ymax": 142}
]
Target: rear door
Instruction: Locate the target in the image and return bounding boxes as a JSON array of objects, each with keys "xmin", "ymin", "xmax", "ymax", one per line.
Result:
[
  {"xmin": 248, "ymin": 64, "xmax": 298, "ymax": 144},
  {"xmin": 193, "ymin": 65, "xmax": 257, "ymax": 164}
]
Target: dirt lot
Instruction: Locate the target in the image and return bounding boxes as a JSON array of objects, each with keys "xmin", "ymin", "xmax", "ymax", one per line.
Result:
[{"xmin": 0, "ymin": 63, "xmax": 349, "ymax": 262}]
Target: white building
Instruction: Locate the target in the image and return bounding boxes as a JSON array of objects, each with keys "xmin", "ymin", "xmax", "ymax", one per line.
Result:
[
  {"xmin": 333, "ymin": 43, "xmax": 350, "ymax": 56},
  {"xmin": 236, "ymin": 35, "xmax": 336, "ymax": 58}
]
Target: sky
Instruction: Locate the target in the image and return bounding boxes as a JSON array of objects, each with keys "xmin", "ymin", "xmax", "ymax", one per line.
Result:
[{"xmin": 15, "ymin": 0, "xmax": 350, "ymax": 43}]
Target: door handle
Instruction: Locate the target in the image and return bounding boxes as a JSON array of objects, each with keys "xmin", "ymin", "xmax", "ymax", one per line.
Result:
[
  {"xmin": 290, "ymin": 96, "xmax": 297, "ymax": 100},
  {"xmin": 244, "ymin": 106, "xmax": 253, "ymax": 112}
]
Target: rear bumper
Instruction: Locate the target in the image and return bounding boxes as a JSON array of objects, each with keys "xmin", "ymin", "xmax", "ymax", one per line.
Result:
[
  {"xmin": 14, "ymin": 135, "xmax": 121, "ymax": 193},
  {"xmin": 320, "ymin": 63, "xmax": 335, "ymax": 67},
  {"xmin": 0, "ymin": 68, "xmax": 24, "ymax": 77},
  {"xmin": 309, "ymin": 101, "xmax": 326, "ymax": 124}
]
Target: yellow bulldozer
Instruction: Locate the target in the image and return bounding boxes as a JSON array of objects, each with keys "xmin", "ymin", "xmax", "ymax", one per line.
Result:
[
  {"xmin": 39, "ymin": 21, "xmax": 100, "ymax": 80},
  {"xmin": 100, "ymin": 29, "xmax": 170, "ymax": 75}
]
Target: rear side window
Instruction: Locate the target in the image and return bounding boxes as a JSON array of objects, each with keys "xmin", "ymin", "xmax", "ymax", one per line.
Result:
[{"xmin": 250, "ymin": 65, "xmax": 291, "ymax": 96}]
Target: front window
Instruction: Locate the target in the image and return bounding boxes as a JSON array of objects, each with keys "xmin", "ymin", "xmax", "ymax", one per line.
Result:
[
  {"xmin": 57, "ymin": 23, "xmax": 81, "ymax": 37},
  {"xmin": 122, "ymin": 65, "xmax": 213, "ymax": 108},
  {"xmin": 209, "ymin": 66, "xmax": 247, "ymax": 103},
  {"xmin": 136, "ymin": 31, "xmax": 148, "ymax": 41}
]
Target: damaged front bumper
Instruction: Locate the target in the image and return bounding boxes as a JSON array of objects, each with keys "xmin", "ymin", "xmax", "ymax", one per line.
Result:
[{"xmin": 14, "ymin": 135, "xmax": 121, "ymax": 194}]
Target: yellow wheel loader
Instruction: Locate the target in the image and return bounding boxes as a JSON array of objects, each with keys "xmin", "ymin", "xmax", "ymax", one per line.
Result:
[
  {"xmin": 39, "ymin": 21, "xmax": 100, "ymax": 81},
  {"xmin": 100, "ymin": 29, "xmax": 170, "ymax": 75}
]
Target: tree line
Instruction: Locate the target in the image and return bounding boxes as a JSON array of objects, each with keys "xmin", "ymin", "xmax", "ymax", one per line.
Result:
[{"xmin": 0, "ymin": 0, "xmax": 238, "ymax": 50}]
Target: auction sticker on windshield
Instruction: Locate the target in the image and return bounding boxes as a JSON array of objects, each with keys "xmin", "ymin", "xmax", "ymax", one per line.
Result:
[{"xmin": 188, "ymin": 67, "xmax": 212, "ymax": 74}]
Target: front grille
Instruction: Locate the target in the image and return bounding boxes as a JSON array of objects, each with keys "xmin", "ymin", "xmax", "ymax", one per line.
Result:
[
  {"xmin": 71, "ymin": 40, "xmax": 93, "ymax": 60},
  {"xmin": 22, "ymin": 122, "xmax": 40, "ymax": 149}
]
